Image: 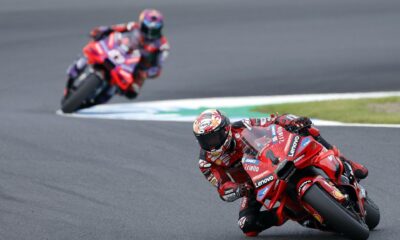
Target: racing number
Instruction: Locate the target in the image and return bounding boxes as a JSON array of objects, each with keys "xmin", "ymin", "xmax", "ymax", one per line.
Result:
[{"xmin": 108, "ymin": 49, "xmax": 125, "ymax": 64}]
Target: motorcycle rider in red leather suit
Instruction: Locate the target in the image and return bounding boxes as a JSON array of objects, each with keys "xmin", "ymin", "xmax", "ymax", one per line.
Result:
[
  {"xmin": 193, "ymin": 109, "xmax": 368, "ymax": 237},
  {"xmin": 65, "ymin": 9, "xmax": 170, "ymax": 104}
]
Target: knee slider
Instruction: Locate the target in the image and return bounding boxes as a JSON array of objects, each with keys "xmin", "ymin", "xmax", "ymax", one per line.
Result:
[
  {"xmin": 238, "ymin": 216, "xmax": 258, "ymax": 233},
  {"xmin": 125, "ymin": 91, "xmax": 138, "ymax": 99}
]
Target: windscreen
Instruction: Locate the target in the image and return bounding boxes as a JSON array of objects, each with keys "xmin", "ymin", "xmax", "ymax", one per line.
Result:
[{"xmin": 241, "ymin": 126, "xmax": 275, "ymax": 155}]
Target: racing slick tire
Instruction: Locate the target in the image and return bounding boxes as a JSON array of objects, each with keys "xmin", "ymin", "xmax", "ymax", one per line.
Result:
[
  {"xmin": 364, "ymin": 196, "xmax": 380, "ymax": 230},
  {"xmin": 61, "ymin": 73, "xmax": 102, "ymax": 113},
  {"xmin": 303, "ymin": 184, "xmax": 369, "ymax": 240}
]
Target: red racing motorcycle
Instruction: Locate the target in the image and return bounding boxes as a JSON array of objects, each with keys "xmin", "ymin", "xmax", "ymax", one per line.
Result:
[
  {"xmin": 61, "ymin": 32, "xmax": 141, "ymax": 113},
  {"xmin": 241, "ymin": 124, "xmax": 380, "ymax": 240}
]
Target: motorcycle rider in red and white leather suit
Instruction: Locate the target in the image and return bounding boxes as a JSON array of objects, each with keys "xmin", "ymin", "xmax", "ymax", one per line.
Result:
[
  {"xmin": 65, "ymin": 9, "xmax": 170, "ymax": 104},
  {"xmin": 193, "ymin": 109, "xmax": 368, "ymax": 237}
]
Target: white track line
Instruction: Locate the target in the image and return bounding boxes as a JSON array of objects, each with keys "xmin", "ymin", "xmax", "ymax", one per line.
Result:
[{"xmin": 57, "ymin": 91, "xmax": 400, "ymax": 128}]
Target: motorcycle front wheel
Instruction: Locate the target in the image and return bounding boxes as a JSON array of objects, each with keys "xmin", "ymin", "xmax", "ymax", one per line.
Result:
[
  {"xmin": 364, "ymin": 196, "xmax": 380, "ymax": 230},
  {"xmin": 61, "ymin": 73, "xmax": 102, "ymax": 113},
  {"xmin": 303, "ymin": 184, "xmax": 369, "ymax": 240}
]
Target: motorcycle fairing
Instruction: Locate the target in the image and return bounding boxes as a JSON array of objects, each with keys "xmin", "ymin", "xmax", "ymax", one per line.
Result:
[{"xmin": 83, "ymin": 32, "xmax": 141, "ymax": 91}]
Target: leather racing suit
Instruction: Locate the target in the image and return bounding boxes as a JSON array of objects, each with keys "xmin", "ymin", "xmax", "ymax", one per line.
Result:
[{"xmin": 198, "ymin": 116, "xmax": 288, "ymax": 236}]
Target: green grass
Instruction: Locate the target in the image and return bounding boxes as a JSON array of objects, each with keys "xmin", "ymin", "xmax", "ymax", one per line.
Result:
[{"xmin": 252, "ymin": 97, "xmax": 400, "ymax": 124}]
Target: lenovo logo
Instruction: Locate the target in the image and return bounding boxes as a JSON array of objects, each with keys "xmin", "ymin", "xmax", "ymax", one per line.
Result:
[
  {"xmin": 255, "ymin": 175, "xmax": 274, "ymax": 188},
  {"xmin": 288, "ymin": 136, "xmax": 300, "ymax": 157}
]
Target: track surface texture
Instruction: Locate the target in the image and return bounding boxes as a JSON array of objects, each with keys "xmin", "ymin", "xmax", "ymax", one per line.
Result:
[{"xmin": 1, "ymin": 0, "xmax": 400, "ymax": 239}]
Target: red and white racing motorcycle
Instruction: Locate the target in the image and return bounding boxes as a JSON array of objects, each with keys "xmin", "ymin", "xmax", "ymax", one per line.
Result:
[{"xmin": 241, "ymin": 124, "xmax": 380, "ymax": 240}]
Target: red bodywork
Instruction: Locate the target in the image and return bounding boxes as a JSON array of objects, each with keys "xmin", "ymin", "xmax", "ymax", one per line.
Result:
[
  {"xmin": 241, "ymin": 125, "xmax": 366, "ymax": 226},
  {"xmin": 82, "ymin": 32, "xmax": 141, "ymax": 91}
]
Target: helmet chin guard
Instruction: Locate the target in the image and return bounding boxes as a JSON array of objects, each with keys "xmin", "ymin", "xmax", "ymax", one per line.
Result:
[{"xmin": 208, "ymin": 127, "xmax": 233, "ymax": 158}]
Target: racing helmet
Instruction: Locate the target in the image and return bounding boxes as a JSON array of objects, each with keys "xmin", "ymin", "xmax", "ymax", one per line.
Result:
[
  {"xmin": 193, "ymin": 109, "xmax": 233, "ymax": 156},
  {"xmin": 139, "ymin": 9, "xmax": 164, "ymax": 40}
]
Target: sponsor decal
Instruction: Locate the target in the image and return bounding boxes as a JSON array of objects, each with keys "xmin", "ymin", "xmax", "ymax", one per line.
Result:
[
  {"xmin": 298, "ymin": 180, "xmax": 312, "ymax": 195},
  {"xmin": 243, "ymin": 158, "xmax": 259, "ymax": 165},
  {"xmin": 257, "ymin": 186, "xmax": 270, "ymax": 201},
  {"xmin": 252, "ymin": 171, "xmax": 269, "ymax": 181},
  {"xmin": 288, "ymin": 135, "xmax": 300, "ymax": 157},
  {"xmin": 208, "ymin": 174, "xmax": 218, "ymax": 187},
  {"xmin": 293, "ymin": 155, "xmax": 305, "ymax": 163},
  {"xmin": 235, "ymin": 133, "xmax": 241, "ymax": 139},
  {"xmin": 238, "ymin": 217, "xmax": 247, "ymax": 229},
  {"xmin": 271, "ymin": 125, "xmax": 278, "ymax": 144},
  {"xmin": 207, "ymin": 174, "xmax": 213, "ymax": 181},
  {"xmin": 301, "ymin": 137, "xmax": 311, "ymax": 147},
  {"xmin": 277, "ymin": 126, "xmax": 285, "ymax": 143},
  {"xmin": 240, "ymin": 197, "xmax": 248, "ymax": 210},
  {"xmin": 271, "ymin": 125, "xmax": 277, "ymax": 136},
  {"xmin": 244, "ymin": 165, "xmax": 259, "ymax": 172},
  {"xmin": 220, "ymin": 154, "xmax": 230, "ymax": 165},
  {"xmin": 255, "ymin": 175, "xmax": 274, "ymax": 188}
]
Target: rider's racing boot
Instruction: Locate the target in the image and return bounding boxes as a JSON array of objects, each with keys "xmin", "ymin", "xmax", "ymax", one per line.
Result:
[
  {"xmin": 240, "ymin": 209, "xmax": 279, "ymax": 237},
  {"xmin": 340, "ymin": 156, "xmax": 368, "ymax": 180},
  {"xmin": 331, "ymin": 146, "xmax": 368, "ymax": 180}
]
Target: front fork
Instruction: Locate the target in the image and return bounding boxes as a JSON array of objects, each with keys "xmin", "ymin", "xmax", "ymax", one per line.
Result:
[
  {"xmin": 297, "ymin": 175, "xmax": 366, "ymax": 225},
  {"xmin": 64, "ymin": 57, "xmax": 88, "ymax": 97},
  {"xmin": 64, "ymin": 64, "xmax": 111, "ymax": 106}
]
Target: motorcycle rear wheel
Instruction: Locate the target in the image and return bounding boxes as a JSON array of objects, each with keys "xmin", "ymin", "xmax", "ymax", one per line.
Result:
[
  {"xmin": 303, "ymin": 184, "xmax": 369, "ymax": 240},
  {"xmin": 61, "ymin": 73, "xmax": 102, "ymax": 113}
]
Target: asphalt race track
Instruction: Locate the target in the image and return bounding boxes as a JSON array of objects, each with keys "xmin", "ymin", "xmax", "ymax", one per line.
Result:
[{"xmin": 1, "ymin": 0, "xmax": 400, "ymax": 239}]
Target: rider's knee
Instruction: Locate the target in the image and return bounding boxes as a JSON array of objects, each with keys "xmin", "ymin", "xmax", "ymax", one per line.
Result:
[
  {"xmin": 125, "ymin": 91, "xmax": 138, "ymax": 99},
  {"xmin": 238, "ymin": 215, "xmax": 259, "ymax": 235}
]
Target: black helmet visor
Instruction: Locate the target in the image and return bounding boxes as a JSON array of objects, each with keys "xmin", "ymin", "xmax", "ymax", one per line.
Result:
[
  {"xmin": 195, "ymin": 127, "xmax": 228, "ymax": 151},
  {"xmin": 141, "ymin": 23, "xmax": 162, "ymax": 40}
]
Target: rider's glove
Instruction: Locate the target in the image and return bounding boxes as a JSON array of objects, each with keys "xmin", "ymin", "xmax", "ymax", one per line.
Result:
[
  {"xmin": 219, "ymin": 182, "xmax": 253, "ymax": 202},
  {"xmin": 90, "ymin": 26, "xmax": 113, "ymax": 41},
  {"xmin": 238, "ymin": 183, "xmax": 254, "ymax": 197},
  {"xmin": 285, "ymin": 117, "xmax": 313, "ymax": 133}
]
